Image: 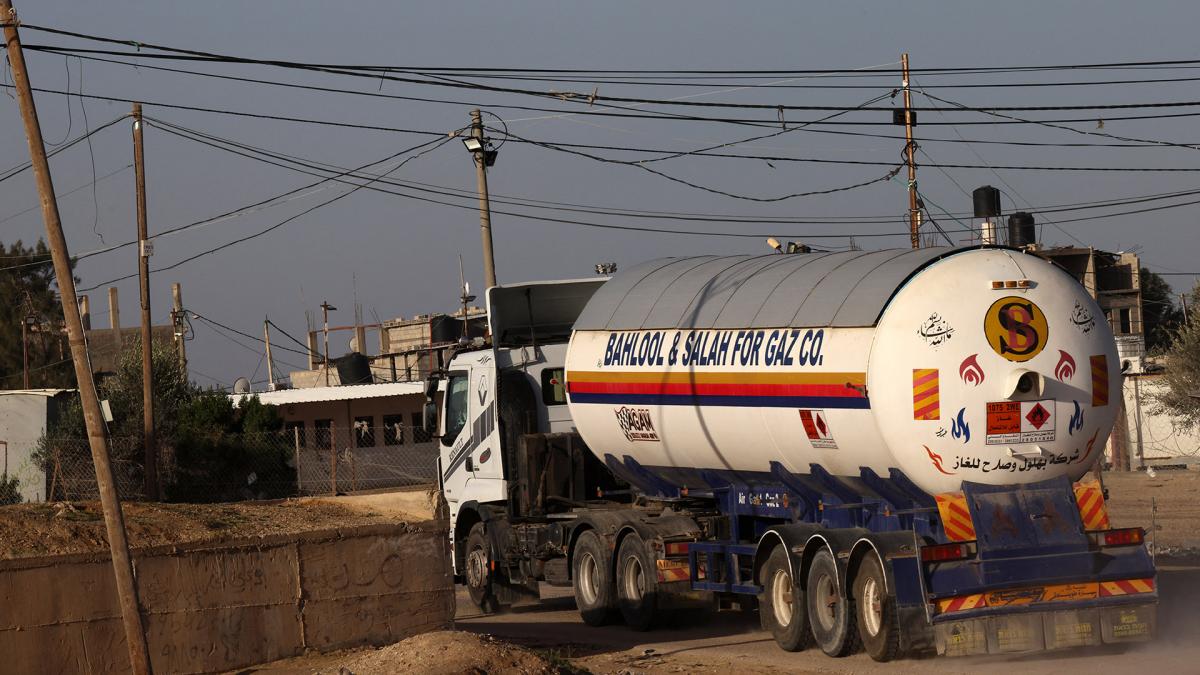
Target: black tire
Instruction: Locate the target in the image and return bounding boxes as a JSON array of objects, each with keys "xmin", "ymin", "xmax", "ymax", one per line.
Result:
[
  {"xmin": 806, "ymin": 547, "xmax": 861, "ymax": 657},
  {"xmin": 854, "ymin": 553, "xmax": 901, "ymax": 662},
  {"xmin": 464, "ymin": 523, "xmax": 498, "ymax": 614},
  {"xmin": 572, "ymin": 530, "xmax": 618, "ymax": 626},
  {"xmin": 615, "ymin": 533, "xmax": 658, "ymax": 631},
  {"xmin": 757, "ymin": 546, "xmax": 813, "ymax": 652}
]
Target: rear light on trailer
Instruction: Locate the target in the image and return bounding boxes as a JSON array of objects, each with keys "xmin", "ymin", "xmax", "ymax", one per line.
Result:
[
  {"xmin": 920, "ymin": 541, "xmax": 975, "ymax": 563},
  {"xmin": 1096, "ymin": 528, "xmax": 1144, "ymax": 547},
  {"xmin": 664, "ymin": 542, "xmax": 690, "ymax": 557}
]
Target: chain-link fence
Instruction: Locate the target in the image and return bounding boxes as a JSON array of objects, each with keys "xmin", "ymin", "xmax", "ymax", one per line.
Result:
[{"xmin": 22, "ymin": 426, "xmax": 439, "ymax": 504}]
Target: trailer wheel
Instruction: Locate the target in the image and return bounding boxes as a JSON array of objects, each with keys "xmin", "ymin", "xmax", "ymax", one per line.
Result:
[
  {"xmin": 757, "ymin": 546, "xmax": 813, "ymax": 651},
  {"xmin": 464, "ymin": 523, "xmax": 498, "ymax": 614},
  {"xmin": 806, "ymin": 548, "xmax": 861, "ymax": 657},
  {"xmin": 572, "ymin": 530, "xmax": 617, "ymax": 626},
  {"xmin": 854, "ymin": 553, "xmax": 900, "ymax": 662},
  {"xmin": 615, "ymin": 533, "xmax": 658, "ymax": 631}
]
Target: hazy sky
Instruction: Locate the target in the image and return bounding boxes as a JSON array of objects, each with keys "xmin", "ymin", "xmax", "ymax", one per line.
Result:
[{"xmin": 2, "ymin": 1, "xmax": 1198, "ymax": 389}]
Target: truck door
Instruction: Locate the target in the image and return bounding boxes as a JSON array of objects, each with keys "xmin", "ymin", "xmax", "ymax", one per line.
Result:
[
  {"xmin": 468, "ymin": 364, "xmax": 502, "ymax": 481},
  {"xmin": 439, "ymin": 370, "xmax": 472, "ymax": 503}
]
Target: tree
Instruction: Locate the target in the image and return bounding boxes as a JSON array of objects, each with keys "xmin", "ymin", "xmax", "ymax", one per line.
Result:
[
  {"xmin": 0, "ymin": 239, "xmax": 75, "ymax": 389},
  {"xmin": 1140, "ymin": 267, "xmax": 1184, "ymax": 353},
  {"xmin": 1153, "ymin": 283, "xmax": 1200, "ymax": 430},
  {"xmin": 39, "ymin": 339, "xmax": 291, "ymax": 502}
]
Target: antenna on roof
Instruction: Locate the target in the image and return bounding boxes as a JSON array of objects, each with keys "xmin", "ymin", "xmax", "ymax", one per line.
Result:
[{"xmin": 458, "ymin": 255, "xmax": 476, "ymax": 343}]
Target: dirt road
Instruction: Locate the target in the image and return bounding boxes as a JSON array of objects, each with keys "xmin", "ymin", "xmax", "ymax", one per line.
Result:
[{"xmin": 455, "ymin": 561, "xmax": 1200, "ymax": 674}]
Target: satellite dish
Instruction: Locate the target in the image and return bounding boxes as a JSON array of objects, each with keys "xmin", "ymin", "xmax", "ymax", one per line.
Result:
[{"xmin": 233, "ymin": 377, "xmax": 252, "ymax": 394}]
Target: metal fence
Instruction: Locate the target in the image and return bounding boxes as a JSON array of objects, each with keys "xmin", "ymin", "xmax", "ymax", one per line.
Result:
[{"xmin": 24, "ymin": 426, "xmax": 438, "ymax": 504}]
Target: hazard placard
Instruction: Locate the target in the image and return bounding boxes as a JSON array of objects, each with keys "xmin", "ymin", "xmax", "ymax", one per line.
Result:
[
  {"xmin": 986, "ymin": 400, "xmax": 1056, "ymax": 445},
  {"xmin": 799, "ymin": 409, "xmax": 837, "ymax": 449}
]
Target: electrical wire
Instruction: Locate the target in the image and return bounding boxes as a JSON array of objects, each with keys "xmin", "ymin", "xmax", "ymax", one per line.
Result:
[
  {"xmin": 0, "ymin": 112, "xmax": 126, "ymax": 184},
  {"xmin": 0, "ymin": 163, "xmax": 131, "ymax": 226}
]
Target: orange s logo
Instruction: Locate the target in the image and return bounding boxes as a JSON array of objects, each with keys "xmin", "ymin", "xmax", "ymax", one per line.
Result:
[{"xmin": 984, "ymin": 296, "xmax": 1048, "ymax": 363}]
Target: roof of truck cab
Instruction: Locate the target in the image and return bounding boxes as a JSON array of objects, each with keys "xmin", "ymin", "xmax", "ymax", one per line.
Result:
[{"xmin": 573, "ymin": 246, "xmax": 972, "ymax": 330}]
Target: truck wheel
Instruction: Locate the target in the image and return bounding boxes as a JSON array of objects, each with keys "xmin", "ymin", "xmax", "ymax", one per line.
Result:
[
  {"xmin": 573, "ymin": 530, "xmax": 617, "ymax": 626},
  {"xmin": 854, "ymin": 553, "xmax": 900, "ymax": 662},
  {"xmin": 806, "ymin": 548, "xmax": 860, "ymax": 657},
  {"xmin": 465, "ymin": 523, "xmax": 498, "ymax": 614},
  {"xmin": 615, "ymin": 533, "xmax": 658, "ymax": 631},
  {"xmin": 758, "ymin": 546, "xmax": 813, "ymax": 651}
]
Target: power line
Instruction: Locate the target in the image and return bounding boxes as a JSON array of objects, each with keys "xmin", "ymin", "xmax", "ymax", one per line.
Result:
[
  {"xmin": 0, "ymin": 163, "xmax": 132, "ymax": 226},
  {"xmin": 0, "ymin": 113, "xmax": 126, "ymax": 184}
]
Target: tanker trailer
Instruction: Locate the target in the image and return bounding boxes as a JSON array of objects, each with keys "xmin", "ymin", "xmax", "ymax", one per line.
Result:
[{"xmin": 430, "ymin": 246, "xmax": 1156, "ymax": 663}]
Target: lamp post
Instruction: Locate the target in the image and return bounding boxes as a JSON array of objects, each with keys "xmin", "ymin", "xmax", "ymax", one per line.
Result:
[
  {"xmin": 464, "ymin": 109, "xmax": 498, "ymax": 290},
  {"xmin": 321, "ymin": 301, "xmax": 337, "ymax": 387}
]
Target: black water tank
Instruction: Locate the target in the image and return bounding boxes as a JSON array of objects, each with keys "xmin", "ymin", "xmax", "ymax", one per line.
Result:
[
  {"xmin": 973, "ymin": 185, "xmax": 1002, "ymax": 218},
  {"xmin": 1008, "ymin": 212, "xmax": 1036, "ymax": 247},
  {"xmin": 334, "ymin": 352, "xmax": 372, "ymax": 385}
]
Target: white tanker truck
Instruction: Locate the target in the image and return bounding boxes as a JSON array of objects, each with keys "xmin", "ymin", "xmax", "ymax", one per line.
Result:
[{"xmin": 426, "ymin": 246, "xmax": 1156, "ymax": 661}]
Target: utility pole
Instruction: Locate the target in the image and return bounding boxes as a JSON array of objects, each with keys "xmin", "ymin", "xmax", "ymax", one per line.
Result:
[
  {"xmin": 470, "ymin": 109, "xmax": 498, "ymax": 289},
  {"xmin": 901, "ymin": 53, "xmax": 920, "ymax": 250},
  {"xmin": 264, "ymin": 318, "xmax": 277, "ymax": 390},
  {"xmin": 321, "ymin": 301, "xmax": 336, "ymax": 387},
  {"xmin": 20, "ymin": 314, "xmax": 30, "ymax": 389},
  {"xmin": 171, "ymin": 282, "xmax": 187, "ymax": 372},
  {"xmin": 1, "ymin": 5, "xmax": 153, "ymax": 674},
  {"xmin": 1182, "ymin": 292, "xmax": 1191, "ymax": 325},
  {"xmin": 132, "ymin": 102, "xmax": 157, "ymax": 501}
]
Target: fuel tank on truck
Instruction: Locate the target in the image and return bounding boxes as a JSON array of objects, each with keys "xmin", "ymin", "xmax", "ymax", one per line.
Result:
[{"xmin": 564, "ymin": 246, "xmax": 1120, "ymax": 495}]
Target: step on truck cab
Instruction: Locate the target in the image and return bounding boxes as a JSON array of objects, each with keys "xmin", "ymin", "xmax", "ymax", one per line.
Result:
[{"xmin": 427, "ymin": 246, "xmax": 1157, "ymax": 661}]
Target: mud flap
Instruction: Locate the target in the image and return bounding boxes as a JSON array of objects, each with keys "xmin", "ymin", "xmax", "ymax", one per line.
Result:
[{"xmin": 1100, "ymin": 604, "xmax": 1156, "ymax": 643}]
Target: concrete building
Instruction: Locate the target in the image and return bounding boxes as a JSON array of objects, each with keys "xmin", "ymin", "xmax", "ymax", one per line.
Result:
[
  {"xmin": 0, "ymin": 389, "xmax": 75, "ymax": 502},
  {"xmin": 233, "ymin": 381, "xmax": 436, "ymax": 492},
  {"xmin": 1036, "ymin": 246, "xmax": 1145, "ymax": 371}
]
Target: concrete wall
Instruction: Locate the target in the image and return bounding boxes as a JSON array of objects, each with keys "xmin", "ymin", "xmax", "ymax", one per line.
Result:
[{"xmin": 0, "ymin": 521, "xmax": 453, "ymax": 674}]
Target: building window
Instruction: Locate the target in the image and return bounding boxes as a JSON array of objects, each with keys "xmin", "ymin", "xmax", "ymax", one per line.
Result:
[
  {"xmin": 285, "ymin": 420, "xmax": 306, "ymax": 448},
  {"xmin": 412, "ymin": 411, "xmax": 432, "ymax": 444},
  {"xmin": 354, "ymin": 416, "xmax": 375, "ymax": 448},
  {"xmin": 314, "ymin": 419, "xmax": 332, "ymax": 450},
  {"xmin": 541, "ymin": 368, "xmax": 567, "ymax": 406},
  {"xmin": 383, "ymin": 414, "xmax": 405, "ymax": 446},
  {"xmin": 1118, "ymin": 308, "xmax": 1132, "ymax": 334}
]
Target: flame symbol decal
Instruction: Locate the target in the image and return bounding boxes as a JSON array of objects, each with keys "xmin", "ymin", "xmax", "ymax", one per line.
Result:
[
  {"xmin": 1081, "ymin": 428, "xmax": 1100, "ymax": 463},
  {"xmin": 1055, "ymin": 350, "xmax": 1076, "ymax": 381},
  {"xmin": 959, "ymin": 354, "xmax": 985, "ymax": 386},
  {"xmin": 1069, "ymin": 401, "xmax": 1085, "ymax": 436},
  {"xmin": 951, "ymin": 408, "xmax": 971, "ymax": 443},
  {"xmin": 925, "ymin": 445, "xmax": 955, "ymax": 475}
]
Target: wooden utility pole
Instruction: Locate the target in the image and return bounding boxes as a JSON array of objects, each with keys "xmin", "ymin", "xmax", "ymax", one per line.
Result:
[
  {"xmin": 132, "ymin": 102, "xmax": 157, "ymax": 500},
  {"xmin": 470, "ymin": 109, "xmax": 498, "ymax": 289},
  {"xmin": 901, "ymin": 53, "xmax": 920, "ymax": 249},
  {"xmin": 171, "ymin": 282, "xmax": 187, "ymax": 372},
  {"xmin": 20, "ymin": 314, "xmax": 30, "ymax": 389},
  {"xmin": 0, "ymin": 5, "xmax": 153, "ymax": 673},
  {"xmin": 264, "ymin": 318, "xmax": 277, "ymax": 390}
]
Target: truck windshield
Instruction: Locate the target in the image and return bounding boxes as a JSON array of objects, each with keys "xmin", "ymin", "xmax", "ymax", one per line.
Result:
[{"xmin": 443, "ymin": 372, "xmax": 470, "ymax": 442}]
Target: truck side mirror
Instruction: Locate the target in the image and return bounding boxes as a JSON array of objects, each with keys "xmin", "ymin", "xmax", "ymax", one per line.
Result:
[
  {"xmin": 424, "ymin": 377, "xmax": 439, "ymax": 400},
  {"xmin": 422, "ymin": 401, "xmax": 439, "ymax": 434}
]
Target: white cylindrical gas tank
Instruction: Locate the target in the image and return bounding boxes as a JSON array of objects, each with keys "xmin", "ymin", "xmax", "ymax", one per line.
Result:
[{"xmin": 565, "ymin": 247, "xmax": 1119, "ymax": 496}]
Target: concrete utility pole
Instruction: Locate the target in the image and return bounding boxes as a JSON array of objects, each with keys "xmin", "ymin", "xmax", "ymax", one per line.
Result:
[
  {"xmin": 132, "ymin": 102, "xmax": 157, "ymax": 500},
  {"xmin": 20, "ymin": 314, "xmax": 30, "ymax": 388},
  {"xmin": 470, "ymin": 109, "xmax": 498, "ymax": 289},
  {"xmin": 171, "ymin": 282, "xmax": 187, "ymax": 372},
  {"xmin": 0, "ymin": 5, "xmax": 153, "ymax": 674},
  {"xmin": 264, "ymin": 318, "xmax": 277, "ymax": 390},
  {"xmin": 901, "ymin": 53, "xmax": 921, "ymax": 249},
  {"xmin": 321, "ymin": 301, "xmax": 336, "ymax": 387}
]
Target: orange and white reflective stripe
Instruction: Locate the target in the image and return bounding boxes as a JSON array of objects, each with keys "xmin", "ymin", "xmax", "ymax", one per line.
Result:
[
  {"xmin": 656, "ymin": 559, "xmax": 691, "ymax": 583},
  {"xmin": 1073, "ymin": 479, "xmax": 1111, "ymax": 530},
  {"xmin": 937, "ymin": 593, "xmax": 986, "ymax": 613},
  {"xmin": 1091, "ymin": 355, "xmax": 1109, "ymax": 407},
  {"xmin": 913, "ymin": 368, "xmax": 941, "ymax": 420},
  {"xmin": 1099, "ymin": 578, "xmax": 1156, "ymax": 597},
  {"xmin": 935, "ymin": 492, "xmax": 977, "ymax": 542}
]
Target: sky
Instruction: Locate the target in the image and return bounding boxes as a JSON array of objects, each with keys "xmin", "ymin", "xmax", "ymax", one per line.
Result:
[{"xmin": 2, "ymin": 1, "xmax": 1199, "ymax": 390}]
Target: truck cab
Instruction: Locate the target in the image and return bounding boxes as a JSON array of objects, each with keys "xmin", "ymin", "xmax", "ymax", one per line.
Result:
[{"xmin": 429, "ymin": 278, "xmax": 606, "ymax": 594}]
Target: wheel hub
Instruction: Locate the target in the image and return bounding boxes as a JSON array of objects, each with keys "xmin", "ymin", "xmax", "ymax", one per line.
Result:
[
  {"xmin": 863, "ymin": 576, "xmax": 883, "ymax": 637},
  {"xmin": 578, "ymin": 552, "xmax": 599, "ymax": 605},
  {"xmin": 622, "ymin": 555, "xmax": 645, "ymax": 601},
  {"xmin": 771, "ymin": 568, "xmax": 794, "ymax": 626},
  {"xmin": 466, "ymin": 548, "xmax": 488, "ymax": 589},
  {"xmin": 815, "ymin": 573, "xmax": 838, "ymax": 630}
]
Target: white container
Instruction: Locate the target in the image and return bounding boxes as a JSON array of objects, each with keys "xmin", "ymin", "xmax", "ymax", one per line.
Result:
[{"xmin": 565, "ymin": 248, "xmax": 1119, "ymax": 495}]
